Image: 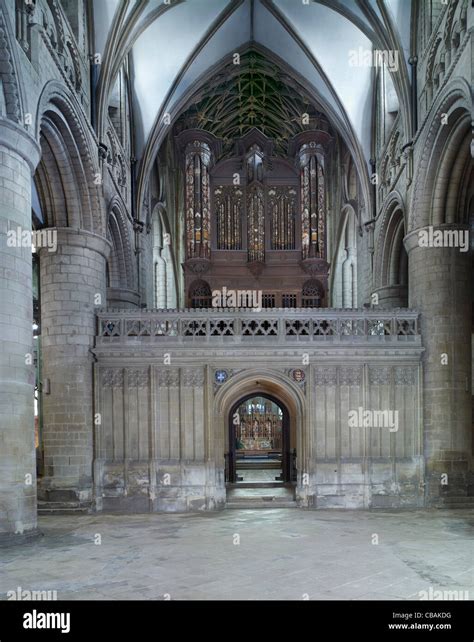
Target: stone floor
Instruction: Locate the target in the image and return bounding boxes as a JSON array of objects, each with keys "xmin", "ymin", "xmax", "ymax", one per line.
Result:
[{"xmin": 1, "ymin": 509, "xmax": 473, "ymax": 601}]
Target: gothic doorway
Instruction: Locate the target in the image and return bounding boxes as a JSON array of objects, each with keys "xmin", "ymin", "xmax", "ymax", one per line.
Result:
[{"xmin": 226, "ymin": 393, "xmax": 292, "ymax": 484}]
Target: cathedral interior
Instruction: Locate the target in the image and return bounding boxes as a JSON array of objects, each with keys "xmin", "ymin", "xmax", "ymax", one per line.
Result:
[{"xmin": 0, "ymin": 0, "xmax": 473, "ymax": 609}]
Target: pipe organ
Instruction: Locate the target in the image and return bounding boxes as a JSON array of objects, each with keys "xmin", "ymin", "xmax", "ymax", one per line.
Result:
[{"xmin": 179, "ymin": 129, "xmax": 332, "ymax": 309}]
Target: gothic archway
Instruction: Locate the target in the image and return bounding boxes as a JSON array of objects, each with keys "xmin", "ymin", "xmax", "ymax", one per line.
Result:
[
  {"xmin": 33, "ymin": 81, "xmax": 110, "ymax": 508},
  {"xmin": 373, "ymin": 192, "xmax": 408, "ymax": 308},
  {"xmin": 227, "ymin": 393, "xmax": 292, "ymax": 485},
  {"xmin": 213, "ymin": 369, "xmax": 307, "ymax": 503},
  {"xmin": 151, "ymin": 203, "xmax": 178, "ymax": 309},
  {"xmin": 405, "ymin": 77, "xmax": 473, "ymax": 503}
]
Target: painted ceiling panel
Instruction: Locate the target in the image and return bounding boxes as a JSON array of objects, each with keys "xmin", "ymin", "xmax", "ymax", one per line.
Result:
[
  {"xmin": 93, "ymin": 0, "xmax": 120, "ymax": 57},
  {"xmin": 253, "ymin": 2, "xmax": 343, "ymax": 120},
  {"xmin": 166, "ymin": 0, "xmax": 252, "ymax": 119},
  {"xmin": 324, "ymin": 0, "xmax": 374, "ymax": 30},
  {"xmin": 130, "ymin": 0, "xmax": 230, "ymax": 154},
  {"xmin": 273, "ymin": 0, "xmax": 373, "ymax": 159},
  {"xmin": 385, "ymin": 0, "xmax": 412, "ymax": 61}
]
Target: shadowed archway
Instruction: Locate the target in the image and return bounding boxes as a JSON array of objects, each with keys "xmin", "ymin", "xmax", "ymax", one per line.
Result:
[{"xmin": 227, "ymin": 392, "xmax": 292, "ymax": 485}]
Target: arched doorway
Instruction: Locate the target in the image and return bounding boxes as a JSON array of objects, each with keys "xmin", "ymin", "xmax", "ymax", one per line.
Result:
[
  {"xmin": 214, "ymin": 369, "xmax": 306, "ymax": 507},
  {"xmin": 226, "ymin": 393, "xmax": 294, "ymax": 485}
]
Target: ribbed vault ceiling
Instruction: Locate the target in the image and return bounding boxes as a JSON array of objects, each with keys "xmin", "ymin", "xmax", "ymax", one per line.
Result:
[
  {"xmin": 175, "ymin": 51, "xmax": 330, "ymax": 156},
  {"xmin": 93, "ymin": 0, "xmax": 412, "ymax": 207}
]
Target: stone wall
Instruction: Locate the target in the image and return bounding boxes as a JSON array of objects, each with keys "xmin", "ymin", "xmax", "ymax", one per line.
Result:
[
  {"xmin": 305, "ymin": 364, "xmax": 422, "ymax": 509},
  {"xmin": 93, "ymin": 308, "xmax": 423, "ymax": 512}
]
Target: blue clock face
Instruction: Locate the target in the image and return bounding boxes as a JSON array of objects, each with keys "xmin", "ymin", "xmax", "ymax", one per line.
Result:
[{"xmin": 215, "ymin": 370, "xmax": 228, "ymax": 384}]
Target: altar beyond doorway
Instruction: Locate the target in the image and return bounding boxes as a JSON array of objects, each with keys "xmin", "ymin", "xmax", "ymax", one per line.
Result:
[{"xmin": 230, "ymin": 394, "xmax": 290, "ymax": 485}]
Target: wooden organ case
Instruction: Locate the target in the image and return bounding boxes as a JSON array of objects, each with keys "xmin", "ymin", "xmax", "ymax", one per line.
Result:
[{"xmin": 178, "ymin": 128, "xmax": 332, "ymax": 309}]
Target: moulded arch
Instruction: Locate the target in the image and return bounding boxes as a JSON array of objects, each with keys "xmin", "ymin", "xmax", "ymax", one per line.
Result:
[
  {"xmin": 136, "ymin": 41, "xmax": 373, "ymax": 233},
  {"xmin": 374, "ymin": 191, "xmax": 407, "ymax": 290},
  {"xmin": 213, "ymin": 368, "xmax": 308, "ymax": 476},
  {"xmin": 106, "ymin": 196, "xmax": 135, "ymax": 290},
  {"xmin": 330, "ymin": 202, "xmax": 358, "ymax": 307},
  {"xmin": 151, "ymin": 202, "xmax": 179, "ymax": 309},
  {"xmin": 409, "ymin": 77, "xmax": 472, "ymax": 231},
  {"xmin": 35, "ymin": 81, "xmax": 105, "ymax": 236}
]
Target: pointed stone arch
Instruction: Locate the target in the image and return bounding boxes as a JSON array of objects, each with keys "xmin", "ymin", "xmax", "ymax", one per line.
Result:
[
  {"xmin": 35, "ymin": 80, "xmax": 105, "ymax": 235},
  {"xmin": 373, "ymin": 192, "xmax": 408, "ymax": 308},
  {"xmin": 106, "ymin": 196, "xmax": 137, "ymax": 307},
  {"xmin": 151, "ymin": 202, "xmax": 179, "ymax": 309},
  {"xmin": 330, "ymin": 202, "xmax": 358, "ymax": 308},
  {"xmin": 213, "ymin": 368, "xmax": 308, "ymax": 499},
  {"xmin": 405, "ymin": 77, "xmax": 472, "ymax": 504},
  {"xmin": 409, "ymin": 77, "xmax": 472, "ymax": 231}
]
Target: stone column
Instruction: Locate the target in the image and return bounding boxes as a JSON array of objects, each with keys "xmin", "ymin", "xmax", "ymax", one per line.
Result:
[
  {"xmin": 342, "ymin": 247, "xmax": 356, "ymax": 308},
  {"xmin": 0, "ymin": 120, "xmax": 41, "ymax": 542},
  {"xmin": 153, "ymin": 230, "xmax": 167, "ymax": 308},
  {"xmin": 405, "ymin": 225, "xmax": 472, "ymax": 503},
  {"xmin": 373, "ymin": 284, "xmax": 408, "ymax": 308},
  {"xmin": 38, "ymin": 228, "xmax": 110, "ymax": 508}
]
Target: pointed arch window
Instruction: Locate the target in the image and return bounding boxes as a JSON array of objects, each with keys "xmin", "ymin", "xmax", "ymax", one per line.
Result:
[{"xmin": 246, "ymin": 145, "xmax": 264, "ymax": 183}]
